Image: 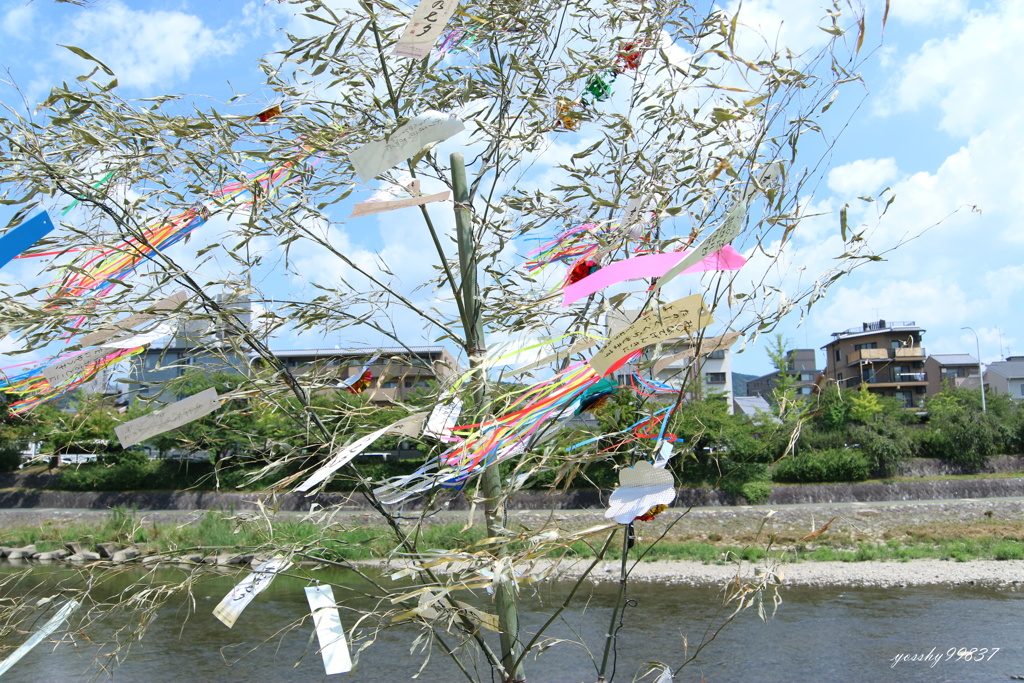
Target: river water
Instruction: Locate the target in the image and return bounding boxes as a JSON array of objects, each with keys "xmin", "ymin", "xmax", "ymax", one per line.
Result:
[{"xmin": 1, "ymin": 564, "xmax": 1021, "ymax": 682}]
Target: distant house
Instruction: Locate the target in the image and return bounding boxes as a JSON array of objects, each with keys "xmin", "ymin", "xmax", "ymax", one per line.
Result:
[
  {"xmin": 822, "ymin": 319, "xmax": 928, "ymax": 408},
  {"xmin": 733, "ymin": 395, "xmax": 778, "ymax": 421},
  {"xmin": 985, "ymin": 356, "xmax": 1024, "ymax": 401},
  {"xmin": 924, "ymin": 354, "xmax": 980, "ymax": 394},
  {"xmin": 746, "ymin": 349, "xmax": 822, "ymax": 402}
]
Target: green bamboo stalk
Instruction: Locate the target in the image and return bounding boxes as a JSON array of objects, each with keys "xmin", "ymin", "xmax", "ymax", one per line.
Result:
[{"xmin": 451, "ymin": 151, "xmax": 525, "ymax": 682}]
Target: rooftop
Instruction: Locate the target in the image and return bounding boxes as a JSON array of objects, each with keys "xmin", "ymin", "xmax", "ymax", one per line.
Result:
[
  {"xmin": 930, "ymin": 354, "xmax": 978, "ymax": 366},
  {"xmin": 824, "ymin": 320, "xmax": 924, "ymax": 345},
  {"xmin": 986, "ymin": 358, "xmax": 1024, "ymax": 379},
  {"xmin": 268, "ymin": 346, "xmax": 448, "ymax": 358}
]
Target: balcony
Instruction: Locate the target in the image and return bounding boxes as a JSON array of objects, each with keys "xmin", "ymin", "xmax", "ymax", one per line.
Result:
[
  {"xmin": 847, "ymin": 348, "xmax": 889, "ymax": 365},
  {"xmin": 864, "ymin": 370, "xmax": 928, "ymax": 387},
  {"xmin": 894, "ymin": 346, "xmax": 926, "ymax": 359}
]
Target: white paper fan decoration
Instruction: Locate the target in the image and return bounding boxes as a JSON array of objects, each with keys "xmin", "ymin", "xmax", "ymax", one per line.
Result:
[{"xmin": 605, "ymin": 461, "xmax": 676, "ymax": 524}]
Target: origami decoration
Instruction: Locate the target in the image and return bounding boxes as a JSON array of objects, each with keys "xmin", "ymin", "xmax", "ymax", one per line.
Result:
[
  {"xmin": 605, "ymin": 461, "xmax": 675, "ymax": 524},
  {"xmin": 345, "ymin": 369, "xmax": 372, "ymax": 394},
  {"xmin": 255, "ymin": 104, "xmax": 282, "ymax": 122},
  {"xmin": 566, "ymin": 258, "xmax": 599, "ymax": 285},
  {"xmin": 576, "ymin": 376, "xmax": 617, "ymax": 415}
]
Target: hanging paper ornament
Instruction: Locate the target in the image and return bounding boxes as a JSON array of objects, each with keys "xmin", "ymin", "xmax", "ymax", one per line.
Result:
[
  {"xmin": 566, "ymin": 259, "xmax": 599, "ymax": 285},
  {"xmin": 605, "ymin": 461, "xmax": 675, "ymax": 524},
  {"xmin": 554, "ymin": 99, "xmax": 583, "ymax": 131},
  {"xmin": 583, "ymin": 73, "xmax": 614, "ymax": 103},
  {"xmin": 576, "ymin": 376, "xmax": 617, "ymax": 415},
  {"xmin": 346, "ymin": 369, "xmax": 373, "ymax": 394},
  {"xmin": 615, "ymin": 39, "xmax": 648, "ymax": 73},
  {"xmin": 635, "ymin": 503, "xmax": 668, "ymax": 521},
  {"xmin": 255, "ymin": 104, "xmax": 282, "ymax": 122}
]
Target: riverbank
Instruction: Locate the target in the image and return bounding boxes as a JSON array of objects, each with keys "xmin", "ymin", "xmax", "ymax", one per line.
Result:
[{"xmin": 546, "ymin": 557, "xmax": 1024, "ymax": 588}]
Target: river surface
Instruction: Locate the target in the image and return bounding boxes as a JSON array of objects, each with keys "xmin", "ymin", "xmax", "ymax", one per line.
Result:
[{"xmin": 0, "ymin": 563, "xmax": 1021, "ymax": 682}]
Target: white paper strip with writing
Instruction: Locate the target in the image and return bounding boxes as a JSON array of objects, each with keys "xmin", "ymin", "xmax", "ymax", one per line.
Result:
[
  {"xmin": 80, "ymin": 290, "xmax": 189, "ymax": 347},
  {"xmin": 41, "ymin": 347, "xmax": 112, "ymax": 388},
  {"xmin": 295, "ymin": 413, "xmax": 427, "ymax": 493},
  {"xmin": 391, "ymin": 0, "xmax": 461, "ymax": 60},
  {"xmin": 349, "ymin": 111, "xmax": 464, "ymax": 183},
  {"xmin": 589, "ymin": 295, "xmax": 714, "ymax": 376},
  {"xmin": 213, "ymin": 556, "xmax": 291, "ymax": 629},
  {"xmin": 304, "ymin": 584, "xmax": 353, "ymax": 675},
  {"xmin": 114, "ymin": 388, "xmax": 221, "ymax": 449},
  {"xmin": 0, "ymin": 599, "xmax": 80, "ymax": 678},
  {"xmin": 422, "ymin": 398, "xmax": 463, "ymax": 439},
  {"xmin": 349, "ymin": 190, "xmax": 450, "ymax": 218},
  {"xmin": 101, "ymin": 322, "xmax": 173, "ymax": 350}
]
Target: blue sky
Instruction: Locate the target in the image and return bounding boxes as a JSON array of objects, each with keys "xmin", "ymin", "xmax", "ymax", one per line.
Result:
[{"xmin": 0, "ymin": 0, "xmax": 1019, "ymax": 379}]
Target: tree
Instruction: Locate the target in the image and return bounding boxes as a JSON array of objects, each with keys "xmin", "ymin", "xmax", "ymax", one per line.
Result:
[{"xmin": 0, "ymin": 1, "xmax": 891, "ymax": 679}]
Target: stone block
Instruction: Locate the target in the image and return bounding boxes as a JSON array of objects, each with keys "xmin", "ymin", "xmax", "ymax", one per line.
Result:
[
  {"xmin": 7, "ymin": 545, "xmax": 36, "ymax": 560},
  {"xmin": 96, "ymin": 543, "xmax": 120, "ymax": 558},
  {"xmin": 111, "ymin": 548, "xmax": 140, "ymax": 563}
]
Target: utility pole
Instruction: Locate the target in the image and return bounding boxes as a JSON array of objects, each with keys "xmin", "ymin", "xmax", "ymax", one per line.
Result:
[
  {"xmin": 451, "ymin": 152, "xmax": 525, "ymax": 682},
  {"xmin": 962, "ymin": 326, "xmax": 986, "ymax": 413}
]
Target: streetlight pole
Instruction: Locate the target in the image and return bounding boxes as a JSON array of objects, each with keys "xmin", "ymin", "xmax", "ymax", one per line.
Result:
[{"xmin": 961, "ymin": 326, "xmax": 986, "ymax": 413}]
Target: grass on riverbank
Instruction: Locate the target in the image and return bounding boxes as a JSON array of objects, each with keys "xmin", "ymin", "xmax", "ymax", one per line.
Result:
[{"xmin": 3, "ymin": 509, "xmax": 1024, "ymax": 565}]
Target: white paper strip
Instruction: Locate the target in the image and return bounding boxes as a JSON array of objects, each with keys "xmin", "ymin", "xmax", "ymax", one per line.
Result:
[
  {"xmin": 391, "ymin": 0, "xmax": 461, "ymax": 60},
  {"xmin": 422, "ymin": 398, "xmax": 463, "ymax": 439},
  {"xmin": 653, "ymin": 440, "xmax": 675, "ymax": 469},
  {"xmin": 349, "ymin": 111, "xmax": 465, "ymax": 183},
  {"xmin": 101, "ymin": 322, "xmax": 173, "ymax": 350},
  {"xmin": 0, "ymin": 599, "xmax": 80, "ymax": 677},
  {"xmin": 296, "ymin": 414, "xmax": 426, "ymax": 493},
  {"xmin": 349, "ymin": 190, "xmax": 450, "ymax": 218},
  {"xmin": 80, "ymin": 290, "xmax": 189, "ymax": 347},
  {"xmin": 213, "ymin": 556, "xmax": 291, "ymax": 629},
  {"xmin": 304, "ymin": 585, "xmax": 352, "ymax": 675},
  {"xmin": 114, "ymin": 388, "xmax": 221, "ymax": 448}
]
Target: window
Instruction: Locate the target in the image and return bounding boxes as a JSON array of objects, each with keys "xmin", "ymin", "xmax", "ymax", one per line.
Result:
[
  {"xmin": 863, "ymin": 367, "xmax": 876, "ymax": 382},
  {"xmin": 705, "ymin": 372, "xmax": 726, "ymax": 384},
  {"xmin": 800, "ymin": 387, "xmax": 812, "ymax": 395},
  {"xmin": 382, "ymin": 379, "xmax": 399, "ymax": 389},
  {"xmin": 1020, "ymin": 383, "xmax": 1024, "ymax": 397},
  {"xmin": 891, "ymin": 340, "xmax": 901, "ymax": 350},
  {"xmin": 854, "ymin": 342, "xmax": 878, "ymax": 351},
  {"xmin": 707, "ymin": 349, "xmax": 726, "ymax": 359},
  {"xmin": 838, "ymin": 373, "xmax": 843, "ymax": 382},
  {"xmin": 834, "ymin": 349, "xmax": 842, "ymax": 362},
  {"xmin": 800, "ymin": 373, "xmax": 814, "ymax": 382}
]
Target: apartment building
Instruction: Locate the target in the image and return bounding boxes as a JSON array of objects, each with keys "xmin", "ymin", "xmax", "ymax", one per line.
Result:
[
  {"xmin": 746, "ymin": 348, "xmax": 822, "ymax": 401},
  {"xmin": 985, "ymin": 357, "xmax": 1024, "ymax": 401},
  {"xmin": 924, "ymin": 354, "xmax": 981, "ymax": 394},
  {"xmin": 821, "ymin": 320, "xmax": 928, "ymax": 408}
]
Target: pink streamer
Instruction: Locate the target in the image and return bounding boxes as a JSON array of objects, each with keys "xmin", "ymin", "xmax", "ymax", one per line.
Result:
[{"xmin": 561, "ymin": 246, "xmax": 746, "ymax": 306}]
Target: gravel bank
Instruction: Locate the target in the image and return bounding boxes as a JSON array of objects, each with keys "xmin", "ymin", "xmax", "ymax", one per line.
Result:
[{"xmin": 556, "ymin": 558, "xmax": 1024, "ymax": 588}]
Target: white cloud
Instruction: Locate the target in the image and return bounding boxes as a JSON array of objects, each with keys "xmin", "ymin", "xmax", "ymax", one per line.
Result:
[
  {"xmin": 827, "ymin": 157, "xmax": 898, "ymax": 196},
  {"xmin": 880, "ymin": 1, "xmax": 1024, "ymax": 136},
  {"xmin": 2, "ymin": 3, "xmax": 34, "ymax": 37},
  {"xmin": 887, "ymin": 0, "xmax": 968, "ymax": 25},
  {"xmin": 55, "ymin": 2, "xmax": 237, "ymax": 90}
]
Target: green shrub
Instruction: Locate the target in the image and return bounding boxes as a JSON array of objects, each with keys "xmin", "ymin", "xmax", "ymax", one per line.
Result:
[
  {"xmin": 0, "ymin": 445, "xmax": 21, "ymax": 473},
  {"xmin": 739, "ymin": 481, "xmax": 773, "ymax": 504},
  {"xmin": 772, "ymin": 448, "xmax": 871, "ymax": 483}
]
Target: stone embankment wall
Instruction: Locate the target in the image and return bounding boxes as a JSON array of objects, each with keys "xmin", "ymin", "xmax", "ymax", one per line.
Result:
[{"xmin": 0, "ymin": 457, "xmax": 1022, "ymax": 511}]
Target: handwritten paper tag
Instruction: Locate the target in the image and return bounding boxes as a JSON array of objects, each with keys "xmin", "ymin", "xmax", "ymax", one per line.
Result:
[
  {"xmin": 0, "ymin": 211, "xmax": 55, "ymax": 270},
  {"xmin": 0, "ymin": 599, "xmax": 80, "ymax": 677},
  {"xmin": 350, "ymin": 190, "xmax": 450, "ymax": 218},
  {"xmin": 304, "ymin": 585, "xmax": 353, "ymax": 675},
  {"xmin": 590, "ymin": 295, "xmax": 713, "ymax": 376},
  {"xmin": 80, "ymin": 290, "xmax": 189, "ymax": 347},
  {"xmin": 349, "ymin": 111, "xmax": 464, "ymax": 182},
  {"xmin": 213, "ymin": 556, "xmax": 291, "ymax": 629},
  {"xmin": 101, "ymin": 322, "xmax": 173, "ymax": 350},
  {"xmin": 114, "ymin": 388, "xmax": 221, "ymax": 448},
  {"xmin": 41, "ymin": 346, "xmax": 113, "ymax": 388},
  {"xmin": 392, "ymin": 0, "xmax": 461, "ymax": 59}
]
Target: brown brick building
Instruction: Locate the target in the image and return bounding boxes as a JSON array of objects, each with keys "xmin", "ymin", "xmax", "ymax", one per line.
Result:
[{"xmin": 821, "ymin": 320, "xmax": 927, "ymax": 408}]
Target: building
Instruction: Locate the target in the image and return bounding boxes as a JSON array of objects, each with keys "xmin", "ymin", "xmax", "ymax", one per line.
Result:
[
  {"xmin": 924, "ymin": 354, "xmax": 981, "ymax": 394},
  {"xmin": 268, "ymin": 346, "xmax": 459, "ymax": 403},
  {"xmin": 822, "ymin": 320, "xmax": 928, "ymax": 408},
  {"xmin": 985, "ymin": 356, "xmax": 1024, "ymax": 401},
  {"xmin": 127, "ymin": 293, "xmax": 253, "ymax": 400},
  {"xmin": 746, "ymin": 349, "xmax": 821, "ymax": 401}
]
